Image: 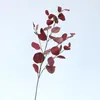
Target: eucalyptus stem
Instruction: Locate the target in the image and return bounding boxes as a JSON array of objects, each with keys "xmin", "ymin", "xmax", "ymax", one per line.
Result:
[
  {"xmin": 34, "ymin": 63, "xmax": 43, "ymax": 100},
  {"xmin": 34, "ymin": 75, "xmax": 40, "ymax": 100},
  {"xmin": 34, "ymin": 20, "xmax": 60, "ymax": 100}
]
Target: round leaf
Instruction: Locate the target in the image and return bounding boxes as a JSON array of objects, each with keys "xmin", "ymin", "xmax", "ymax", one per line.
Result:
[
  {"xmin": 62, "ymin": 33, "xmax": 67, "ymax": 41},
  {"xmin": 31, "ymin": 42, "xmax": 40, "ymax": 50},
  {"xmin": 48, "ymin": 14, "xmax": 54, "ymax": 19},
  {"xmin": 46, "ymin": 65, "xmax": 55, "ymax": 74},
  {"xmin": 58, "ymin": 13, "xmax": 65, "ymax": 21},
  {"xmin": 51, "ymin": 27, "xmax": 60, "ymax": 33},
  {"xmin": 33, "ymin": 52, "xmax": 44, "ymax": 63},
  {"xmin": 46, "ymin": 20, "xmax": 53, "ymax": 25},
  {"xmin": 48, "ymin": 57, "xmax": 54, "ymax": 66},
  {"xmin": 51, "ymin": 46, "xmax": 60, "ymax": 55}
]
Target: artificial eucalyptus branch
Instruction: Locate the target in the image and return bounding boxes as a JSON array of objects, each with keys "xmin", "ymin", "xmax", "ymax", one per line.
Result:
[{"xmin": 31, "ymin": 6, "xmax": 75, "ymax": 100}]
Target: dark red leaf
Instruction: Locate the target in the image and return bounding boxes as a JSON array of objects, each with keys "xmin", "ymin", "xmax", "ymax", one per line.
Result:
[
  {"xmin": 44, "ymin": 26, "xmax": 52, "ymax": 31},
  {"xmin": 58, "ymin": 13, "xmax": 65, "ymax": 21},
  {"xmin": 64, "ymin": 46, "xmax": 70, "ymax": 50},
  {"xmin": 58, "ymin": 6, "xmax": 62, "ymax": 12},
  {"xmin": 57, "ymin": 55, "xmax": 65, "ymax": 59},
  {"xmin": 46, "ymin": 20, "xmax": 53, "ymax": 25},
  {"xmin": 33, "ymin": 64, "xmax": 39, "ymax": 73},
  {"xmin": 31, "ymin": 42, "xmax": 40, "ymax": 50},
  {"xmin": 51, "ymin": 27, "xmax": 60, "ymax": 33},
  {"xmin": 53, "ymin": 37, "xmax": 63, "ymax": 44},
  {"xmin": 38, "ymin": 28, "xmax": 47, "ymax": 41},
  {"xmin": 62, "ymin": 33, "xmax": 67, "ymax": 41},
  {"xmin": 53, "ymin": 15, "xmax": 58, "ymax": 23},
  {"xmin": 33, "ymin": 52, "xmax": 44, "ymax": 63},
  {"xmin": 45, "ymin": 10, "xmax": 49, "ymax": 15},
  {"xmin": 51, "ymin": 46, "xmax": 60, "ymax": 55},
  {"xmin": 48, "ymin": 57, "xmax": 54, "ymax": 66},
  {"xmin": 48, "ymin": 14, "xmax": 54, "ymax": 19},
  {"xmin": 40, "ymin": 28, "xmax": 46, "ymax": 35},
  {"xmin": 46, "ymin": 65, "xmax": 55, "ymax": 74},
  {"xmin": 49, "ymin": 35, "xmax": 63, "ymax": 44}
]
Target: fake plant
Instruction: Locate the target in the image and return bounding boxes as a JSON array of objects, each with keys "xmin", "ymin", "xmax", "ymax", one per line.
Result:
[{"xmin": 31, "ymin": 6, "xmax": 75, "ymax": 100}]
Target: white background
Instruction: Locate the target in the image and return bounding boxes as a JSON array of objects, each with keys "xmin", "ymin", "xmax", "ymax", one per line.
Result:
[{"xmin": 0, "ymin": 0, "xmax": 100, "ymax": 100}]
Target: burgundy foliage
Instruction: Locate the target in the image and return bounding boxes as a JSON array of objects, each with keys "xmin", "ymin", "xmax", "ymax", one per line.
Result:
[
  {"xmin": 31, "ymin": 42, "xmax": 40, "ymax": 50},
  {"xmin": 38, "ymin": 28, "xmax": 47, "ymax": 41},
  {"xmin": 46, "ymin": 20, "xmax": 53, "ymax": 25},
  {"xmin": 62, "ymin": 33, "xmax": 67, "ymax": 41},
  {"xmin": 53, "ymin": 37, "xmax": 63, "ymax": 44},
  {"xmin": 33, "ymin": 64, "xmax": 39, "ymax": 73},
  {"xmin": 58, "ymin": 6, "xmax": 62, "ymax": 12},
  {"xmin": 45, "ymin": 10, "xmax": 49, "ymax": 15},
  {"xmin": 48, "ymin": 57, "xmax": 54, "ymax": 66},
  {"xmin": 31, "ymin": 7, "xmax": 76, "ymax": 100},
  {"xmin": 33, "ymin": 52, "xmax": 44, "ymax": 63},
  {"xmin": 51, "ymin": 46, "xmax": 60, "ymax": 55},
  {"xmin": 48, "ymin": 14, "xmax": 54, "ymax": 19},
  {"xmin": 46, "ymin": 65, "xmax": 55, "ymax": 74},
  {"xmin": 32, "ymin": 6, "xmax": 75, "ymax": 74},
  {"xmin": 51, "ymin": 27, "xmax": 60, "ymax": 33},
  {"xmin": 58, "ymin": 13, "xmax": 65, "ymax": 21},
  {"xmin": 64, "ymin": 45, "xmax": 70, "ymax": 50},
  {"xmin": 49, "ymin": 35, "xmax": 64, "ymax": 44}
]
